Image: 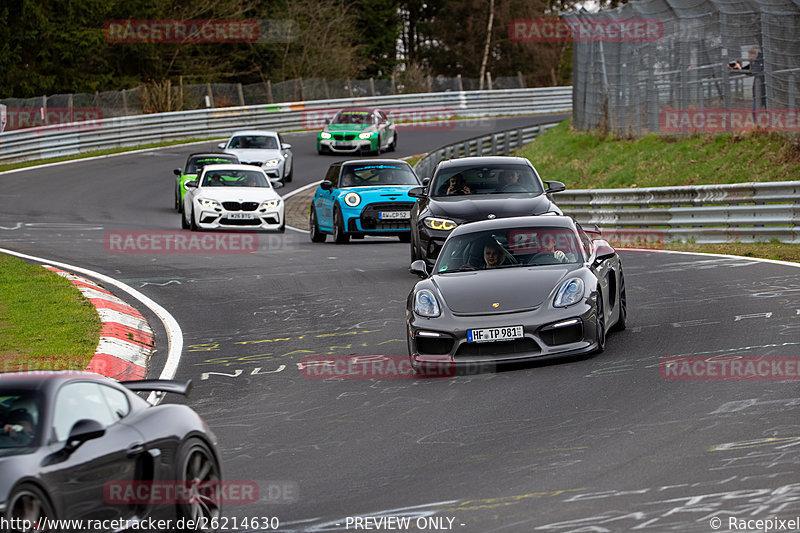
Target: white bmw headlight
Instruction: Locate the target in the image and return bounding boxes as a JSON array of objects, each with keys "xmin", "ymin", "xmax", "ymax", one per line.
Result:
[
  {"xmin": 343, "ymin": 192, "xmax": 361, "ymax": 207},
  {"xmin": 260, "ymin": 199, "xmax": 281, "ymax": 209},
  {"xmin": 414, "ymin": 289, "xmax": 441, "ymax": 318},
  {"xmin": 358, "ymin": 132, "xmax": 374, "ymax": 140},
  {"xmin": 320, "ymin": 132, "xmax": 332, "ymax": 139},
  {"xmin": 263, "ymin": 159, "xmax": 281, "ymax": 167},
  {"xmin": 554, "ymin": 278, "xmax": 585, "ymax": 308},
  {"xmin": 199, "ymin": 198, "xmax": 220, "ymax": 209}
]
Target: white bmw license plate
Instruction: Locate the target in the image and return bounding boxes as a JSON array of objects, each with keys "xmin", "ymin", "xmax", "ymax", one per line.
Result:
[
  {"xmin": 379, "ymin": 211, "xmax": 410, "ymax": 220},
  {"xmin": 227, "ymin": 212, "xmax": 255, "ymax": 220},
  {"xmin": 467, "ymin": 325, "xmax": 524, "ymax": 343}
]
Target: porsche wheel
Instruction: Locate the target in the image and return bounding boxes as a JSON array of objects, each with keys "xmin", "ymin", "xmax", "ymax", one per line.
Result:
[
  {"xmin": 310, "ymin": 208, "xmax": 326, "ymax": 243},
  {"xmin": 6, "ymin": 483, "xmax": 56, "ymax": 533},
  {"xmin": 176, "ymin": 438, "xmax": 221, "ymax": 531},
  {"xmin": 594, "ymin": 291, "xmax": 606, "ymax": 354},
  {"xmin": 611, "ymin": 270, "xmax": 627, "ymax": 332},
  {"xmin": 333, "ymin": 207, "xmax": 349, "ymax": 244}
]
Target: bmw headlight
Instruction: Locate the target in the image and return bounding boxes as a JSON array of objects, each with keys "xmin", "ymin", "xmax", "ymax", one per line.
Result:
[
  {"xmin": 554, "ymin": 278, "xmax": 585, "ymax": 308},
  {"xmin": 199, "ymin": 198, "xmax": 220, "ymax": 209},
  {"xmin": 320, "ymin": 132, "xmax": 332, "ymax": 139},
  {"xmin": 414, "ymin": 289, "xmax": 441, "ymax": 318},
  {"xmin": 260, "ymin": 199, "xmax": 281, "ymax": 210},
  {"xmin": 343, "ymin": 192, "xmax": 361, "ymax": 207},
  {"xmin": 358, "ymin": 131, "xmax": 375, "ymax": 140},
  {"xmin": 263, "ymin": 159, "xmax": 281, "ymax": 167},
  {"xmin": 423, "ymin": 217, "xmax": 457, "ymax": 231}
]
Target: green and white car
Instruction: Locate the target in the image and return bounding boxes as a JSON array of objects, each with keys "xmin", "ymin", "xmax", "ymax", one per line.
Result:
[
  {"xmin": 173, "ymin": 153, "xmax": 239, "ymax": 212},
  {"xmin": 317, "ymin": 108, "xmax": 397, "ymax": 156}
]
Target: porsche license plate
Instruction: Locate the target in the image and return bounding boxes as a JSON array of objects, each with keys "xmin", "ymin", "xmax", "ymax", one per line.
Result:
[
  {"xmin": 467, "ymin": 325, "xmax": 524, "ymax": 343},
  {"xmin": 227, "ymin": 212, "xmax": 255, "ymax": 220},
  {"xmin": 379, "ymin": 211, "xmax": 410, "ymax": 220}
]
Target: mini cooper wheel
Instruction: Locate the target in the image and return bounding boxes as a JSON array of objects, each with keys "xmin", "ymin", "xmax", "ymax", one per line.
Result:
[
  {"xmin": 310, "ymin": 208, "xmax": 326, "ymax": 243},
  {"xmin": 333, "ymin": 207, "xmax": 350, "ymax": 244}
]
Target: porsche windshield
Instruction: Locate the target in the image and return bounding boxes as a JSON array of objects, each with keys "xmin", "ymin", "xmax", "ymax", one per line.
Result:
[
  {"xmin": 332, "ymin": 111, "xmax": 372, "ymax": 125},
  {"xmin": 0, "ymin": 390, "xmax": 40, "ymax": 449},
  {"xmin": 431, "ymin": 164, "xmax": 543, "ymax": 197},
  {"xmin": 201, "ymin": 170, "xmax": 270, "ymax": 187},
  {"xmin": 340, "ymin": 164, "xmax": 419, "ymax": 187},
  {"xmin": 436, "ymin": 227, "xmax": 584, "ymax": 273}
]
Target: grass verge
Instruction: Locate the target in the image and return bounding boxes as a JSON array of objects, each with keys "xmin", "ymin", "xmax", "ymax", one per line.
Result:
[
  {"xmin": 0, "ymin": 255, "xmax": 101, "ymax": 371},
  {"xmin": 516, "ymin": 119, "xmax": 800, "ymax": 189}
]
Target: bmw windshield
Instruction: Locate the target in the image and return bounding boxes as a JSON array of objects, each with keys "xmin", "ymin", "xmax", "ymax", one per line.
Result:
[{"xmin": 431, "ymin": 164, "xmax": 543, "ymax": 197}]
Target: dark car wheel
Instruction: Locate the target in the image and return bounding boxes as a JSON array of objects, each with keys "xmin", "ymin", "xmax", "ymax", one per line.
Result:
[
  {"xmin": 372, "ymin": 136, "xmax": 381, "ymax": 156},
  {"xmin": 398, "ymin": 233, "xmax": 411, "ymax": 243},
  {"xmin": 611, "ymin": 271, "xmax": 627, "ymax": 332},
  {"xmin": 310, "ymin": 208, "xmax": 326, "ymax": 243},
  {"xmin": 181, "ymin": 207, "xmax": 190, "ymax": 229},
  {"xmin": 175, "ymin": 187, "xmax": 181, "ymax": 211},
  {"xmin": 388, "ymin": 131, "xmax": 397, "ymax": 152},
  {"xmin": 284, "ymin": 165, "xmax": 293, "ymax": 183},
  {"xmin": 333, "ymin": 207, "xmax": 349, "ymax": 244},
  {"xmin": 595, "ymin": 291, "xmax": 606, "ymax": 354},
  {"xmin": 190, "ymin": 207, "xmax": 199, "ymax": 231},
  {"xmin": 176, "ymin": 438, "xmax": 222, "ymax": 531},
  {"xmin": 6, "ymin": 483, "xmax": 56, "ymax": 533}
]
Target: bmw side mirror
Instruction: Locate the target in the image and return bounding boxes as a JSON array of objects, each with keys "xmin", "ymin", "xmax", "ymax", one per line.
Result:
[
  {"xmin": 324, "ymin": 118, "xmax": 330, "ymax": 125},
  {"xmin": 422, "ymin": 178, "xmax": 430, "ymax": 186},
  {"xmin": 270, "ymin": 178, "xmax": 285, "ymax": 189},
  {"xmin": 320, "ymin": 180, "xmax": 333, "ymax": 191},
  {"xmin": 409, "ymin": 260, "xmax": 429, "ymax": 278},
  {"xmin": 185, "ymin": 180, "xmax": 198, "ymax": 188},
  {"xmin": 217, "ymin": 142, "xmax": 226, "ymax": 149},
  {"xmin": 173, "ymin": 168, "xmax": 182, "ymax": 176},
  {"xmin": 281, "ymin": 143, "xmax": 292, "ymax": 150},
  {"xmin": 544, "ymin": 180, "xmax": 566, "ymax": 194},
  {"xmin": 408, "ymin": 186, "xmax": 425, "ymax": 199},
  {"xmin": 64, "ymin": 419, "xmax": 105, "ymax": 453}
]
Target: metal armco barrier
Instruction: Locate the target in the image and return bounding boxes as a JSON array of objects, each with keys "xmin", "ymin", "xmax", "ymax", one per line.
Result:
[
  {"xmin": 413, "ymin": 124, "xmax": 800, "ymax": 244},
  {"xmin": 0, "ymin": 87, "xmax": 572, "ymax": 164}
]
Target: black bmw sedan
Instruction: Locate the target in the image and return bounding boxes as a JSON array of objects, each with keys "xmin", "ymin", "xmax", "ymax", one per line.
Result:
[{"xmin": 408, "ymin": 156, "xmax": 565, "ymax": 267}]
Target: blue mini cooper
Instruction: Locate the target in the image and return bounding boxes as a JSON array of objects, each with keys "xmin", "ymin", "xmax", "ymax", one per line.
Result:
[{"xmin": 309, "ymin": 159, "xmax": 421, "ymax": 244}]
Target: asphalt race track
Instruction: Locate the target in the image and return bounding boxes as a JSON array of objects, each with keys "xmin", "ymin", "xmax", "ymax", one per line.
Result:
[{"xmin": 2, "ymin": 115, "xmax": 799, "ymax": 532}]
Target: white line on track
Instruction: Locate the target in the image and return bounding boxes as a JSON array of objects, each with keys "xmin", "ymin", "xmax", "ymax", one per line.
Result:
[
  {"xmin": 281, "ymin": 180, "xmax": 321, "ymax": 234},
  {"xmin": 0, "ymin": 247, "xmax": 183, "ymax": 405}
]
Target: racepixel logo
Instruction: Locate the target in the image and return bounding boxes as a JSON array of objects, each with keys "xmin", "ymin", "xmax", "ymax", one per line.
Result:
[
  {"xmin": 104, "ymin": 19, "xmax": 298, "ymax": 44},
  {"xmin": 1, "ymin": 108, "xmax": 102, "ymax": 133},
  {"xmin": 509, "ymin": 18, "xmax": 663, "ymax": 42},
  {"xmin": 661, "ymin": 357, "xmax": 800, "ymax": 380},
  {"xmin": 660, "ymin": 109, "xmax": 800, "ymax": 133}
]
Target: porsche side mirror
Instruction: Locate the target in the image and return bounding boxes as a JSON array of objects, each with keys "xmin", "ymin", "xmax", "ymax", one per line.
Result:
[
  {"xmin": 185, "ymin": 180, "xmax": 198, "ymax": 189},
  {"xmin": 593, "ymin": 239, "xmax": 616, "ymax": 262},
  {"xmin": 408, "ymin": 186, "xmax": 425, "ymax": 199},
  {"xmin": 173, "ymin": 168, "xmax": 182, "ymax": 176},
  {"xmin": 320, "ymin": 180, "xmax": 333, "ymax": 191},
  {"xmin": 409, "ymin": 260, "xmax": 429, "ymax": 278},
  {"xmin": 544, "ymin": 181, "xmax": 566, "ymax": 194},
  {"xmin": 64, "ymin": 419, "xmax": 105, "ymax": 453}
]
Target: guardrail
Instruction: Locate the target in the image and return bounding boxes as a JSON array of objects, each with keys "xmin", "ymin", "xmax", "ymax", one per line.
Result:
[
  {"xmin": 413, "ymin": 123, "xmax": 800, "ymax": 244},
  {"xmin": 0, "ymin": 87, "xmax": 572, "ymax": 164}
]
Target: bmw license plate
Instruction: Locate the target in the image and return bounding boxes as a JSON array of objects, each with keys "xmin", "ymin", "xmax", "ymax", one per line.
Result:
[
  {"xmin": 379, "ymin": 211, "xmax": 410, "ymax": 220},
  {"xmin": 467, "ymin": 325, "xmax": 524, "ymax": 343},
  {"xmin": 334, "ymin": 142, "xmax": 352, "ymax": 148},
  {"xmin": 227, "ymin": 212, "xmax": 255, "ymax": 220}
]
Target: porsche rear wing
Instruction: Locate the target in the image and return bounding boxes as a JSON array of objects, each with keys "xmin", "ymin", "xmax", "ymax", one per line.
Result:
[{"xmin": 121, "ymin": 379, "xmax": 193, "ymax": 397}]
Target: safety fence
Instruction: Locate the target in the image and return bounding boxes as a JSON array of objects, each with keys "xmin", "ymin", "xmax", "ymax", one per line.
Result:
[
  {"xmin": 413, "ymin": 122, "xmax": 800, "ymax": 243},
  {"xmin": 0, "ymin": 87, "xmax": 572, "ymax": 164}
]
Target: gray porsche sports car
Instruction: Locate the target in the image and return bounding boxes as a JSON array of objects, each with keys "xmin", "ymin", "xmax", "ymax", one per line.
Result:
[{"xmin": 406, "ymin": 216, "xmax": 626, "ymax": 370}]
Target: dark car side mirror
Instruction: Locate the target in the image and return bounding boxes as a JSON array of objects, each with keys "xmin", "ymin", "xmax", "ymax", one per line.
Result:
[
  {"xmin": 324, "ymin": 118, "xmax": 330, "ymax": 125},
  {"xmin": 173, "ymin": 168, "xmax": 182, "ymax": 176},
  {"xmin": 409, "ymin": 260, "xmax": 429, "ymax": 278},
  {"xmin": 408, "ymin": 186, "xmax": 426, "ymax": 199},
  {"xmin": 185, "ymin": 180, "xmax": 198, "ymax": 189},
  {"xmin": 592, "ymin": 239, "xmax": 616, "ymax": 263},
  {"xmin": 422, "ymin": 178, "xmax": 430, "ymax": 187},
  {"xmin": 544, "ymin": 181, "xmax": 566, "ymax": 194},
  {"xmin": 320, "ymin": 180, "xmax": 333, "ymax": 191},
  {"xmin": 64, "ymin": 419, "xmax": 105, "ymax": 453}
]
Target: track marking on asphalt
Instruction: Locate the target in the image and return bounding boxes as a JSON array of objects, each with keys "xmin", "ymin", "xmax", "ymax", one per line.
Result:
[
  {"xmin": 0, "ymin": 247, "xmax": 183, "ymax": 404},
  {"xmin": 281, "ymin": 180, "xmax": 321, "ymax": 234}
]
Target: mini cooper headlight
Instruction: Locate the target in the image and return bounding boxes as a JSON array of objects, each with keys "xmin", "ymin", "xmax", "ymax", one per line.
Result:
[
  {"xmin": 414, "ymin": 289, "xmax": 441, "ymax": 318},
  {"xmin": 320, "ymin": 131, "xmax": 332, "ymax": 139},
  {"xmin": 554, "ymin": 278, "xmax": 585, "ymax": 308},
  {"xmin": 344, "ymin": 192, "xmax": 361, "ymax": 207},
  {"xmin": 260, "ymin": 199, "xmax": 281, "ymax": 209},
  {"xmin": 263, "ymin": 159, "xmax": 281, "ymax": 167},
  {"xmin": 358, "ymin": 132, "xmax": 374, "ymax": 140},
  {"xmin": 199, "ymin": 198, "xmax": 220, "ymax": 209},
  {"xmin": 423, "ymin": 217, "xmax": 457, "ymax": 231}
]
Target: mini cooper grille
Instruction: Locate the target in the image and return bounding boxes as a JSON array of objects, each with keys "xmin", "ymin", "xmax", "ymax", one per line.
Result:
[
  {"xmin": 222, "ymin": 202, "xmax": 259, "ymax": 211},
  {"xmin": 455, "ymin": 338, "xmax": 540, "ymax": 358},
  {"xmin": 360, "ymin": 202, "xmax": 415, "ymax": 230},
  {"xmin": 333, "ymin": 133, "xmax": 356, "ymax": 141}
]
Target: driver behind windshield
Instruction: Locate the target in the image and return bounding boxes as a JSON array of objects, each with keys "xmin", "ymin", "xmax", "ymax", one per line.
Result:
[
  {"xmin": 1, "ymin": 407, "xmax": 35, "ymax": 445},
  {"xmin": 483, "ymin": 240, "xmax": 508, "ymax": 269}
]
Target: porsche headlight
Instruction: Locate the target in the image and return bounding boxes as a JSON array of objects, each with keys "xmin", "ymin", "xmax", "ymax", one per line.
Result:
[
  {"xmin": 199, "ymin": 198, "xmax": 220, "ymax": 209},
  {"xmin": 343, "ymin": 192, "xmax": 361, "ymax": 207},
  {"xmin": 554, "ymin": 278, "xmax": 585, "ymax": 308},
  {"xmin": 320, "ymin": 132, "xmax": 332, "ymax": 139},
  {"xmin": 414, "ymin": 289, "xmax": 441, "ymax": 318},
  {"xmin": 358, "ymin": 131, "xmax": 375, "ymax": 140},
  {"xmin": 263, "ymin": 159, "xmax": 281, "ymax": 167},
  {"xmin": 260, "ymin": 199, "xmax": 281, "ymax": 209},
  {"xmin": 423, "ymin": 217, "xmax": 457, "ymax": 231}
]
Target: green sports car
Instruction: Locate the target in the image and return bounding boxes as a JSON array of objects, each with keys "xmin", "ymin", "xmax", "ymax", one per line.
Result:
[
  {"xmin": 173, "ymin": 152, "xmax": 239, "ymax": 211},
  {"xmin": 317, "ymin": 108, "xmax": 397, "ymax": 156}
]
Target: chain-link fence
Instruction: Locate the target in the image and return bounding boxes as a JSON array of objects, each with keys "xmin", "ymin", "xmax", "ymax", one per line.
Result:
[
  {"xmin": 0, "ymin": 74, "xmax": 528, "ymax": 133},
  {"xmin": 569, "ymin": 0, "xmax": 800, "ymax": 136}
]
